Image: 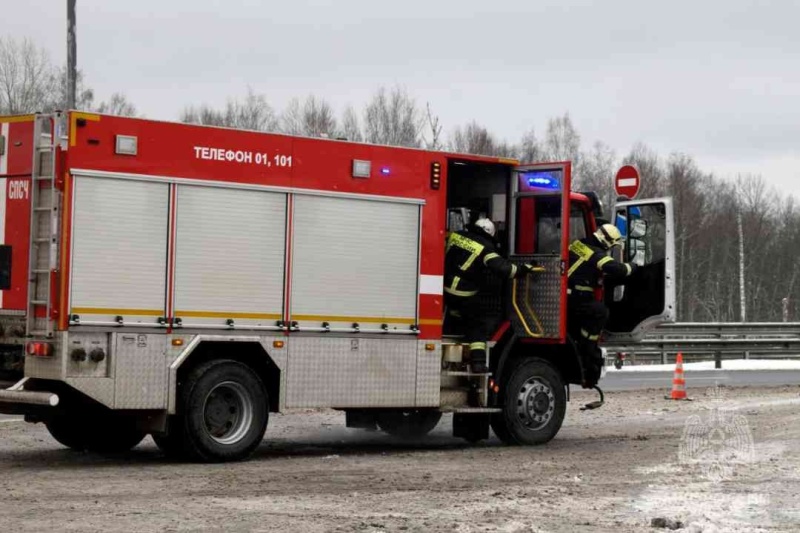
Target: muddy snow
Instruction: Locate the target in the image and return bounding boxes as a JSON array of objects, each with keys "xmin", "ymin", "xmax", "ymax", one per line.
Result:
[{"xmin": 1, "ymin": 385, "xmax": 799, "ymax": 532}]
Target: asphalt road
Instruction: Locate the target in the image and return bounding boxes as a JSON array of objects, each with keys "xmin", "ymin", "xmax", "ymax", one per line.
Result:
[{"xmin": 602, "ymin": 368, "xmax": 800, "ymax": 391}]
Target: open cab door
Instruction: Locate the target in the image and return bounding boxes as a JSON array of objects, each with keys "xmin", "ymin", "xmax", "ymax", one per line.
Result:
[
  {"xmin": 508, "ymin": 162, "xmax": 571, "ymax": 342},
  {"xmin": 604, "ymin": 197, "xmax": 675, "ymax": 341}
]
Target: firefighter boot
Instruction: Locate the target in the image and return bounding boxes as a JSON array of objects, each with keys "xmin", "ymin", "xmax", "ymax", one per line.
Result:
[
  {"xmin": 468, "ymin": 342, "xmax": 488, "ymax": 374},
  {"xmin": 577, "ymin": 339, "xmax": 602, "ymax": 388}
]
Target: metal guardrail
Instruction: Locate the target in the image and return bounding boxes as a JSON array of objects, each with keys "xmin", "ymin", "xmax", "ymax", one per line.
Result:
[{"xmin": 604, "ymin": 322, "xmax": 800, "ymax": 366}]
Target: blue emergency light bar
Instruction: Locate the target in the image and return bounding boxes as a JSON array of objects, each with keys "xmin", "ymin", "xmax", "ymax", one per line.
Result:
[{"xmin": 520, "ymin": 170, "xmax": 562, "ymax": 191}]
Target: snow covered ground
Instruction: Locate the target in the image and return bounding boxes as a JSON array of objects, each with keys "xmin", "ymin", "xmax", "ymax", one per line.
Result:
[{"xmin": 615, "ymin": 359, "xmax": 800, "ymax": 372}]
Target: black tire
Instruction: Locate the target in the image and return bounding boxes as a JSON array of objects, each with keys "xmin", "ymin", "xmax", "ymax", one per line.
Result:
[
  {"xmin": 178, "ymin": 360, "xmax": 268, "ymax": 462},
  {"xmin": 46, "ymin": 413, "xmax": 146, "ymax": 453},
  {"xmin": 46, "ymin": 416, "xmax": 91, "ymax": 450},
  {"xmin": 377, "ymin": 409, "xmax": 442, "ymax": 438},
  {"xmin": 491, "ymin": 358, "xmax": 566, "ymax": 445}
]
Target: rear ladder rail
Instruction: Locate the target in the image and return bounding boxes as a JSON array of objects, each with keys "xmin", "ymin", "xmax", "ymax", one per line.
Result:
[{"xmin": 25, "ymin": 114, "xmax": 63, "ymax": 338}]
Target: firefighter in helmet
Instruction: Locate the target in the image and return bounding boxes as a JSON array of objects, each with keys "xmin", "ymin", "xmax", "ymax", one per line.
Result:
[
  {"xmin": 444, "ymin": 217, "xmax": 536, "ymax": 373},
  {"xmin": 567, "ymin": 223, "xmax": 638, "ymax": 387}
]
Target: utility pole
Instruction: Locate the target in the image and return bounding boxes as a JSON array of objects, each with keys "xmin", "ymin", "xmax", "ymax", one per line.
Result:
[
  {"xmin": 738, "ymin": 211, "xmax": 746, "ymax": 322},
  {"xmin": 67, "ymin": 0, "xmax": 77, "ymax": 109}
]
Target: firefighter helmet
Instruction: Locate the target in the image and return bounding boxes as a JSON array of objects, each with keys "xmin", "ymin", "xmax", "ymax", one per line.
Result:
[
  {"xmin": 594, "ymin": 223, "xmax": 623, "ymax": 249},
  {"xmin": 473, "ymin": 217, "xmax": 496, "ymax": 237}
]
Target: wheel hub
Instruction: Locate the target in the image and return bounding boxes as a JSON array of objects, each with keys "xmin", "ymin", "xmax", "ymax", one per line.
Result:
[
  {"xmin": 203, "ymin": 381, "xmax": 254, "ymax": 445},
  {"xmin": 516, "ymin": 377, "xmax": 555, "ymax": 430}
]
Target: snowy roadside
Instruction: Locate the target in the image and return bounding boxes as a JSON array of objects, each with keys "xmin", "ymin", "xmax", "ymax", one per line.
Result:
[{"xmin": 613, "ymin": 359, "xmax": 800, "ymax": 372}]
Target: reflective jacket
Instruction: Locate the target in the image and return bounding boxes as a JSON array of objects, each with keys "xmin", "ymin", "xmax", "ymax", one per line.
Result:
[
  {"xmin": 567, "ymin": 235, "xmax": 636, "ymax": 298},
  {"xmin": 444, "ymin": 229, "xmax": 518, "ymax": 298}
]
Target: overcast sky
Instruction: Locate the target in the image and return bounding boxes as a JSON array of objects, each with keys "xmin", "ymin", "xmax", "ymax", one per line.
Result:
[{"xmin": 5, "ymin": 0, "xmax": 800, "ymax": 198}]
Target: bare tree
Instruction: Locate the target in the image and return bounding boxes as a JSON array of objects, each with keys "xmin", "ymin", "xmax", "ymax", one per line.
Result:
[
  {"xmin": 421, "ymin": 102, "xmax": 443, "ymax": 150},
  {"xmin": 45, "ymin": 66, "xmax": 95, "ymax": 111},
  {"xmin": 225, "ymin": 89, "xmax": 279, "ymax": 132},
  {"xmin": 450, "ymin": 121, "xmax": 495, "ymax": 155},
  {"xmin": 0, "ymin": 37, "xmax": 111, "ymax": 114},
  {"xmin": 363, "ymin": 86, "xmax": 422, "ymax": 147},
  {"xmin": 179, "ymin": 105, "xmax": 228, "ymax": 127},
  {"xmin": 543, "ymin": 113, "xmax": 581, "ymax": 162},
  {"xmin": 181, "ymin": 89, "xmax": 279, "ymax": 132},
  {"xmin": 449, "ymin": 121, "xmax": 517, "ymax": 158},
  {"xmin": 340, "ymin": 105, "xmax": 363, "ymax": 142},
  {"xmin": 281, "ymin": 95, "xmax": 337, "ymax": 137},
  {"xmin": 519, "ymin": 128, "xmax": 543, "ymax": 163},
  {"xmin": 0, "ymin": 37, "xmax": 57, "ymax": 114},
  {"xmin": 94, "ymin": 92, "xmax": 137, "ymax": 117},
  {"xmin": 575, "ymin": 141, "xmax": 616, "ymax": 208}
]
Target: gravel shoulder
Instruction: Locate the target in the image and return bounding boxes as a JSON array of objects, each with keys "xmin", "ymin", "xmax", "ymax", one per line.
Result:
[{"xmin": 1, "ymin": 385, "xmax": 799, "ymax": 532}]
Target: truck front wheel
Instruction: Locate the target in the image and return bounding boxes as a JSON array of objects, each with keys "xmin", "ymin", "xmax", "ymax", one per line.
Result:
[
  {"xmin": 178, "ymin": 360, "xmax": 268, "ymax": 462},
  {"xmin": 491, "ymin": 358, "xmax": 566, "ymax": 445}
]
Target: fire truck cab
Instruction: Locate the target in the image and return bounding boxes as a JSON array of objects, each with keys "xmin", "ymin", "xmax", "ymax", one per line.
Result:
[{"xmin": 0, "ymin": 112, "xmax": 674, "ymax": 461}]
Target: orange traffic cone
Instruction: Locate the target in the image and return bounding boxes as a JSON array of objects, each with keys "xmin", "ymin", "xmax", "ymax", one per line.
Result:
[{"xmin": 666, "ymin": 352, "xmax": 690, "ymax": 400}]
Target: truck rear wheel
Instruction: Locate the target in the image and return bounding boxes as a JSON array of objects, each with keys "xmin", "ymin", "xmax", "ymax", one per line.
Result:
[
  {"xmin": 45, "ymin": 416, "xmax": 90, "ymax": 450},
  {"xmin": 376, "ymin": 409, "xmax": 442, "ymax": 438},
  {"xmin": 46, "ymin": 413, "xmax": 146, "ymax": 453},
  {"xmin": 178, "ymin": 360, "xmax": 268, "ymax": 462},
  {"xmin": 491, "ymin": 358, "xmax": 566, "ymax": 445}
]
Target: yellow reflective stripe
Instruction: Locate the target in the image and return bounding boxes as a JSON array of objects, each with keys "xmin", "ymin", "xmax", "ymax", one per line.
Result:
[
  {"xmin": 568, "ymin": 240, "xmax": 595, "ymax": 277},
  {"xmin": 444, "ymin": 286, "xmax": 478, "ymax": 297},
  {"xmin": 509, "ymin": 264, "xmax": 518, "ymax": 279},
  {"xmin": 580, "ymin": 328, "xmax": 600, "ymax": 341},
  {"xmin": 625, "ymin": 263, "xmax": 632, "ymax": 275},
  {"xmin": 597, "ymin": 256, "xmax": 613, "ymax": 269},
  {"xmin": 568, "ymin": 259, "xmax": 584, "ymax": 277},
  {"xmin": 469, "ymin": 342, "xmax": 487, "ymax": 351},
  {"xmin": 574, "ymin": 285, "xmax": 594, "ymax": 292},
  {"xmin": 448, "ymin": 233, "xmax": 485, "ymax": 271},
  {"xmin": 72, "ymin": 307, "xmax": 162, "ymax": 316},
  {"xmin": 570, "ymin": 240, "xmax": 595, "ymax": 259},
  {"xmin": 445, "ymin": 275, "xmax": 478, "ymax": 297},
  {"xmin": 177, "ymin": 310, "xmax": 281, "ymax": 320},
  {"xmin": 483, "ymin": 252, "xmax": 500, "ymax": 267},
  {"xmin": 0, "ymin": 114, "xmax": 35, "ymax": 124},
  {"xmin": 292, "ymin": 314, "xmax": 416, "ymax": 324}
]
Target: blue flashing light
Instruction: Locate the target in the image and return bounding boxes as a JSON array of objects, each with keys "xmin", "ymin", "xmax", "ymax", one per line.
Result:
[
  {"xmin": 522, "ymin": 170, "xmax": 561, "ymax": 190},
  {"xmin": 380, "ymin": 167, "xmax": 391, "ymax": 175}
]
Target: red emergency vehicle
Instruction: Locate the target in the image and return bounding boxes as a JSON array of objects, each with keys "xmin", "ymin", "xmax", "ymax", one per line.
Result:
[{"xmin": 0, "ymin": 112, "xmax": 674, "ymax": 461}]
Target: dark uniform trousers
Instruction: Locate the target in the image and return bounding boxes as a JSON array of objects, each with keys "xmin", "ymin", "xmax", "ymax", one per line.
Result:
[
  {"xmin": 567, "ymin": 236, "xmax": 634, "ymax": 386},
  {"xmin": 444, "ymin": 228, "xmax": 519, "ymax": 368},
  {"xmin": 444, "ymin": 292, "xmax": 492, "ymax": 365},
  {"xmin": 567, "ymin": 295, "xmax": 608, "ymax": 361}
]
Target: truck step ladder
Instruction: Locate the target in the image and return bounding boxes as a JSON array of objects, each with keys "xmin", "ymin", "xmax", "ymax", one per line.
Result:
[
  {"xmin": 440, "ymin": 341, "xmax": 494, "ymax": 408},
  {"xmin": 25, "ymin": 114, "xmax": 63, "ymax": 339}
]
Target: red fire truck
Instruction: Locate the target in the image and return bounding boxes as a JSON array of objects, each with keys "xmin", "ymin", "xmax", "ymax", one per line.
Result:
[{"xmin": 0, "ymin": 112, "xmax": 674, "ymax": 461}]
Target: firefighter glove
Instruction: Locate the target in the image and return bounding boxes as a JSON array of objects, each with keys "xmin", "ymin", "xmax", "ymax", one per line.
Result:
[{"xmin": 516, "ymin": 263, "xmax": 540, "ymax": 277}]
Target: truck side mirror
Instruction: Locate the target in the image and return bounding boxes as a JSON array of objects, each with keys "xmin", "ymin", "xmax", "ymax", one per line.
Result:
[{"xmin": 629, "ymin": 218, "xmax": 647, "ymax": 238}]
